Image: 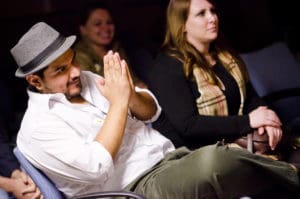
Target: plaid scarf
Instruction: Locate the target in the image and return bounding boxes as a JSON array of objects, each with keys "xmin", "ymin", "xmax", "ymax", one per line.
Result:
[{"xmin": 193, "ymin": 52, "xmax": 246, "ymax": 116}]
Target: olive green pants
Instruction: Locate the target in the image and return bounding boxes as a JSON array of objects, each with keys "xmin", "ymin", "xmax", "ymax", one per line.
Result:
[{"xmin": 125, "ymin": 142, "xmax": 299, "ymax": 199}]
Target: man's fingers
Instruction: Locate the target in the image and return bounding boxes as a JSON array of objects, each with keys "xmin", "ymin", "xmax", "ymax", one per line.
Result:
[
  {"xmin": 121, "ymin": 60, "xmax": 127, "ymax": 77},
  {"xmin": 21, "ymin": 183, "xmax": 36, "ymax": 194},
  {"xmin": 103, "ymin": 50, "xmax": 112, "ymax": 66},
  {"xmin": 113, "ymin": 52, "xmax": 121, "ymax": 66},
  {"xmin": 32, "ymin": 188, "xmax": 42, "ymax": 199}
]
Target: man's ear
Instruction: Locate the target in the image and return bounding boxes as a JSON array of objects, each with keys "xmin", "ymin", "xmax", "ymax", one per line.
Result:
[{"xmin": 26, "ymin": 75, "xmax": 43, "ymax": 91}]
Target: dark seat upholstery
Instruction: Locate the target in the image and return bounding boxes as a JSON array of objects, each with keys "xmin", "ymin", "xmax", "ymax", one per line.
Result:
[{"xmin": 241, "ymin": 41, "xmax": 300, "ymax": 134}]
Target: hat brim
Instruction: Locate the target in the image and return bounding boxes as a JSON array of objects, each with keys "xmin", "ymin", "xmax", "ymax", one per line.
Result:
[{"xmin": 15, "ymin": 35, "xmax": 77, "ymax": 78}]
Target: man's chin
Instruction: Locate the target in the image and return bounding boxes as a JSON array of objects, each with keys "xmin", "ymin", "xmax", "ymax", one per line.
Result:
[{"xmin": 66, "ymin": 90, "xmax": 82, "ymax": 100}]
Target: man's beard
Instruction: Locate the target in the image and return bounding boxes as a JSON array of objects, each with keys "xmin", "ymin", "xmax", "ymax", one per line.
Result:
[{"xmin": 66, "ymin": 81, "xmax": 82, "ymax": 100}]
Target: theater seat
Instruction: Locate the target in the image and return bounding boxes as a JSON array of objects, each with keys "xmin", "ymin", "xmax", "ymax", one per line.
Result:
[
  {"xmin": 241, "ymin": 41, "xmax": 300, "ymax": 134},
  {"xmin": 13, "ymin": 147, "xmax": 146, "ymax": 199}
]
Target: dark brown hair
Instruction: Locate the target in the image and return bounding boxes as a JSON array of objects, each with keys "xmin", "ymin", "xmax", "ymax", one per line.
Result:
[{"xmin": 78, "ymin": 0, "xmax": 114, "ymax": 26}]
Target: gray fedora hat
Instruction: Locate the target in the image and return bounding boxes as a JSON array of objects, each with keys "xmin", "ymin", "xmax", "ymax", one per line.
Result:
[{"xmin": 11, "ymin": 22, "xmax": 76, "ymax": 78}]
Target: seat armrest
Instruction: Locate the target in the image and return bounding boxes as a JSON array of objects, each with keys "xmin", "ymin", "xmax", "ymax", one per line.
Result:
[{"xmin": 71, "ymin": 191, "xmax": 146, "ymax": 199}]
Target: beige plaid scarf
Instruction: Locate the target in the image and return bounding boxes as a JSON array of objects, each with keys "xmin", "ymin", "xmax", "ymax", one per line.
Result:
[{"xmin": 193, "ymin": 52, "xmax": 247, "ymax": 116}]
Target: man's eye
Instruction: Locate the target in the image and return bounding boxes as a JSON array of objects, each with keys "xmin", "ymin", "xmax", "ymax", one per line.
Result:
[{"xmin": 56, "ymin": 67, "xmax": 66, "ymax": 73}]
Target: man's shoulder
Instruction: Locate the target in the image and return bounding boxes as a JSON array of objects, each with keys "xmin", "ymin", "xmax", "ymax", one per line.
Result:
[{"xmin": 21, "ymin": 107, "xmax": 62, "ymax": 128}]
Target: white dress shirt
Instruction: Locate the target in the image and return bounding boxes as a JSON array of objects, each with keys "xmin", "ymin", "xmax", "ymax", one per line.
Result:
[{"xmin": 17, "ymin": 71, "xmax": 175, "ymax": 198}]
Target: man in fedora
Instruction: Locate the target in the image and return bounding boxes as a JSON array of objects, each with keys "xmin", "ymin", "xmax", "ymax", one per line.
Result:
[{"xmin": 11, "ymin": 22, "xmax": 300, "ymax": 198}]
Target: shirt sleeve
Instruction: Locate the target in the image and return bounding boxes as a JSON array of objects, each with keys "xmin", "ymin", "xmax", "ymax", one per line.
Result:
[
  {"xmin": 149, "ymin": 53, "xmax": 252, "ymax": 143},
  {"xmin": 134, "ymin": 87, "xmax": 162, "ymax": 123},
  {"xmin": 24, "ymin": 114, "xmax": 114, "ymax": 184}
]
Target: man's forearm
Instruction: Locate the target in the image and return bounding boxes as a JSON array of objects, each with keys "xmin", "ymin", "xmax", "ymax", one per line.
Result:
[
  {"xmin": 129, "ymin": 91, "xmax": 157, "ymax": 121},
  {"xmin": 94, "ymin": 103, "xmax": 129, "ymax": 158}
]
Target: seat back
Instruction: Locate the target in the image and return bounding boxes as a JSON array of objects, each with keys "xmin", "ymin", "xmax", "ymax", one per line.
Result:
[
  {"xmin": 13, "ymin": 147, "xmax": 65, "ymax": 199},
  {"xmin": 241, "ymin": 42, "xmax": 300, "ymax": 129},
  {"xmin": 241, "ymin": 42, "xmax": 300, "ymax": 97},
  {"xmin": 13, "ymin": 147, "xmax": 147, "ymax": 199}
]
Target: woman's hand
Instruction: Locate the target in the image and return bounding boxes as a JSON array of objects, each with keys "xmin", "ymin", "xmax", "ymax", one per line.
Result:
[
  {"xmin": 258, "ymin": 126, "xmax": 282, "ymax": 150},
  {"xmin": 249, "ymin": 106, "xmax": 283, "ymax": 150},
  {"xmin": 249, "ymin": 106, "xmax": 282, "ymax": 129}
]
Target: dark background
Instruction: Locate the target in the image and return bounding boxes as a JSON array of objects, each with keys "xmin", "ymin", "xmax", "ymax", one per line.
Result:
[{"xmin": 0, "ymin": 0, "xmax": 299, "ymax": 137}]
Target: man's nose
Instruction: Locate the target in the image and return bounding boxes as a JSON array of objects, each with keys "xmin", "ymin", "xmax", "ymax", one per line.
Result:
[{"xmin": 70, "ymin": 64, "xmax": 80, "ymax": 77}]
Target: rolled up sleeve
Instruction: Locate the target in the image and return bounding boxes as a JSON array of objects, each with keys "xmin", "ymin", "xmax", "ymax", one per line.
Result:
[
  {"xmin": 24, "ymin": 115, "xmax": 114, "ymax": 185},
  {"xmin": 135, "ymin": 87, "xmax": 162, "ymax": 123}
]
